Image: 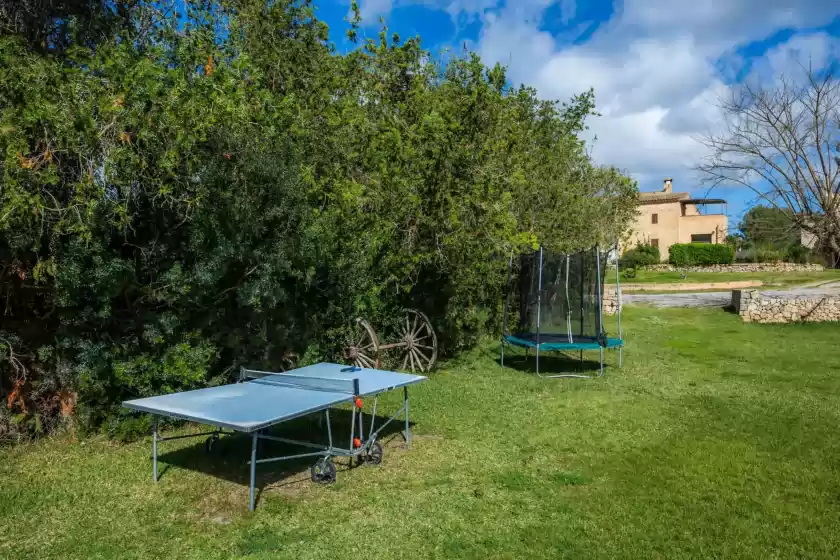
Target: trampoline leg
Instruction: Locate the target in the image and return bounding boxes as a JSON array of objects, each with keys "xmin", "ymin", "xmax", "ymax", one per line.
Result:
[
  {"xmin": 599, "ymin": 347, "xmax": 604, "ymax": 377},
  {"xmin": 535, "ymin": 347, "xmax": 541, "ymax": 377},
  {"xmin": 500, "ymin": 340, "xmax": 505, "ymax": 367},
  {"xmin": 619, "ymin": 346, "xmax": 623, "ymax": 368},
  {"xmin": 579, "ymin": 350, "xmax": 583, "ymax": 363}
]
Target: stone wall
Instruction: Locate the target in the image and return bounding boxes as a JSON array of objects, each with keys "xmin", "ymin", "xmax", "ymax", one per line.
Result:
[
  {"xmin": 622, "ymin": 280, "xmax": 762, "ymax": 292},
  {"xmin": 603, "ymin": 287, "xmax": 620, "ymax": 316},
  {"xmin": 646, "ymin": 263, "xmax": 824, "ymax": 273},
  {"xmin": 731, "ymin": 288, "xmax": 840, "ymax": 323}
]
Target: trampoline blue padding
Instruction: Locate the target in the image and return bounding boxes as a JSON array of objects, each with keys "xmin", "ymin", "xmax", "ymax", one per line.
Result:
[{"xmin": 504, "ymin": 334, "xmax": 624, "ymax": 352}]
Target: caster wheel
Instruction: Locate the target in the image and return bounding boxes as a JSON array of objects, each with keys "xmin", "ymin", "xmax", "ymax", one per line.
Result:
[
  {"xmin": 204, "ymin": 433, "xmax": 220, "ymax": 453},
  {"xmin": 365, "ymin": 441, "xmax": 384, "ymax": 466},
  {"xmin": 311, "ymin": 458, "xmax": 336, "ymax": 484}
]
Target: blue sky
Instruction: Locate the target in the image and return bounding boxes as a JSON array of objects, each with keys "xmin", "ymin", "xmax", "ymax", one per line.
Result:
[{"xmin": 312, "ymin": 1, "xmax": 840, "ymax": 229}]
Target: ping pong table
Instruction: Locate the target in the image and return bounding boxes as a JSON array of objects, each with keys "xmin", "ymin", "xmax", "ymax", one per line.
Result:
[{"xmin": 122, "ymin": 362, "xmax": 427, "ymax": 511}]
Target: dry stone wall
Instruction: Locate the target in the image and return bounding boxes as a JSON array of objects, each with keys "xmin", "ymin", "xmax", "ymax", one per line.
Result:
[
  {"xmin": 731, "ymin": 288, "xmax": 840, "ymax": 323},
  {"xmin": 603, "ymin": 288, "xmax": 620, "ymax": 316},
  {"xmin": 647, "ymin": 263, "xmax": 824, "ymax": 273}
]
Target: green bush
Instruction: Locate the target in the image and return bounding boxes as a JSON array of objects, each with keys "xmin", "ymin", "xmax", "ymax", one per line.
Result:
[
  {"xmin": 784, "ymin": 244, "xmax": 811, "ymax": 264},
  {"xmin": 0, "ymin": 1, "xmax": 639, "ymax": 439},
  {"xmin": 668, "ymin": 243, "xmax": 735, "ymax": 266},
  {"xmin": 620, "ymin": 244, "xmax": 660, "ymax": 269},
  {"xmin": 755, "ymin": 249, "xmax": 782, "ymax": 263},
  {"xmin": 735, "ymin": 249, "xmax": 756, "ymax": 263},
  {"xmin": 621, "ymin": 267, "xmax": 638, "ymax": 279}
]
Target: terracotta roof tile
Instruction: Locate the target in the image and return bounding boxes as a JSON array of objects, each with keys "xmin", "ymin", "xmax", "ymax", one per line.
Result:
[{"xmin": 638, "ymin": 191, "xmax": 691, "ymax": 204}]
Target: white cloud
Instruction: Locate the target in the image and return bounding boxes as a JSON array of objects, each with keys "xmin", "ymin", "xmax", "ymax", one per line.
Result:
[
  {"xmin": 471, "ymin": 0, "xmax": 840, "ymax": 193},
  {"xmin": 359, "ymin": 0, "xmax": 840, "ymax": 198},
  {"xmin": 358, "ymin": 0, "xmax": 394, "ymax": 20}
]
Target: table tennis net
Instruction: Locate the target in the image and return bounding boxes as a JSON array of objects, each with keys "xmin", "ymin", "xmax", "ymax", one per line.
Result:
[{"xmin": 239, "ymin": 368, "xmax": 359, "ymax": 395}]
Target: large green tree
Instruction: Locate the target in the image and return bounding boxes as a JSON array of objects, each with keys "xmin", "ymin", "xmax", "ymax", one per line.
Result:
[{"xmin": 0, "ymin": 0, "xmax": 637, "ymax": 439}]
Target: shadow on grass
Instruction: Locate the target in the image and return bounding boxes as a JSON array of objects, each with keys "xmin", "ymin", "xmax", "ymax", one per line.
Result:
[
  {"xmin": 156, "ymin": 408, "xmax": 410, "ymax": 508},
  {"xmin": 497, "ymin": 349, "xmax": 608, "ymax": 376}
]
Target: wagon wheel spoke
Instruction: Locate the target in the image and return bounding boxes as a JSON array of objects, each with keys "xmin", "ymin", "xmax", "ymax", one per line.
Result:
[
  {"xmin": 410, "ymin": 321, "xmax": 426, "ymax": 340},
  {"xmin": 396, "ymin": 309, "xmax": 438, "ymax": 373},
  {"xmin": 401, "ymin": 352, "xmax": 409, "ymax": 371},
  {"xmin": 409, "ymin": 348, "xmax": 427, "ymax": 372},
  {"xmin": 356, "ymin": 353, "xmax": 376, "ymax": 368},
  {"xmin": 345, "ymin": 318, "xmax": 381, "ymax": 370},
  {"xmin": 413, "ymin": 346, "xmax": 433, "ymax": 364}
]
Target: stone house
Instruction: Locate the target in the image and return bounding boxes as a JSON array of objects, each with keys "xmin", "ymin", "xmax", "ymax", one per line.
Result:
[{"xmin": 625, "ymin": 178, "xmax": 728, "ymax": 261}]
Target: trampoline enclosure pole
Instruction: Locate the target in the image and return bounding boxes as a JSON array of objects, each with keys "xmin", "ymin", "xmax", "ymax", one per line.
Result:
[
  {"xmin": 595, "ymin": 246, "xmax": 605, "ymax": 371},
  {"xmin": 615, "ymin": 241, "xmax": 623, "ymax": 367},
  {"xmin": 595, "ymin": 246, "xmax": 601, "ymax": 337},
  {"xmin": 565, "ymin": 255, "xmax": 572, "ymax": 343},
  {"xmin": 579, "ymin": 251, "xmax": 584, "ymax": 339},
  {"xmin": 535, "ymin": 247, "xmax": 544, "ymax": 377},
  {"xmin": 501, "ymin": 249, "xmax": 514, "ymax": 366}
]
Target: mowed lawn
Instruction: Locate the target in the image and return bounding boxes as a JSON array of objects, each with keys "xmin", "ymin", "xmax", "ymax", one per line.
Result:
[
  {"xmin": 2, "ymin": 308, "xmax": 840, "ymax": 559},
  {"xmin": 605, "ymin": 267, "xmax": 840, "ymax": 288}
]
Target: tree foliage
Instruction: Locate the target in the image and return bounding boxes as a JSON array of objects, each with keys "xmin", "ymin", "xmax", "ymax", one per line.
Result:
[
  {"xmin": 738, "ymin": 205, "xmax": 800, "ymax": 249},
  {"xmin": 698, "ymin": 65, "xmax": 840, "ymax": 266},
  {"xmin": 0, "ymin": 0, "xmax": 637, "ymax": 438}
]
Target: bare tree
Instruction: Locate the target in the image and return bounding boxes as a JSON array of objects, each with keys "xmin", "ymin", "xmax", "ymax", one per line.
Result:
[{"xmin": 697, "ymin": 65, "xmax": 840, "ymax": 266}]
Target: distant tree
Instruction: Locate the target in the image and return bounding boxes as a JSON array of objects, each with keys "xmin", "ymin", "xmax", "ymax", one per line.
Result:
[
  {"xmin": 698, "ymin": 65, "xmax": 840, "ymax": 267},
  {"xmin": 725, "ymin": 232, "xmax": 747, "ymax": 250},
  {"xmin": 738, "ymin": 206, "xmax": 799, "ymax": 249}
]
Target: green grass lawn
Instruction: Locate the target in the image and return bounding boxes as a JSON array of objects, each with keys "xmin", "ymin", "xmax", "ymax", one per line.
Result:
[
  {"xmin": 605, "ymin": 268, "xmax": 840, "ymax": 288},
  {"xmin": 2, "ymin": 308, "xmax": 840, "ymax": 559}
]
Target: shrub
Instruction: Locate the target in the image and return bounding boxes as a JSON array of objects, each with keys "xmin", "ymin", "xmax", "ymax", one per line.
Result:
[
  {"xmin": 621, "ymin": 267, "xmax": 637, "ymax": 279},
  {"xmin": 755, "ymin": 249, "xmax": 782, "ymax": 263},
  {"xmin": 620, "ymin": 244, "xmax": 660, "ymax": 269},
  {"xmin": 784, "ymin": 244, "xmax": 811, "ymax": 264},
  {"xmin": 735, "ymin": 249, "xmax": 757, "ymax": 263},
  {"xmin": 0, "ymin": 1, "xmax": 640, "ymax": 439},
  {"xmin": 668, "ymin": 243, "xmax": 735, "ymax": 266}
]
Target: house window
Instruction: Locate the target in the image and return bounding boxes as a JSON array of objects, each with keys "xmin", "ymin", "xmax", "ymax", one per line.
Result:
[
  {"xmin": 651, "ymin": 213, "xmax": 658, "ymax": 224},
  {"xmin": 650, "ymin": 238, "xmax": 659, "ymax": 248},
  {"xmin": 691, "ymin": 234, "xmax": 713, "ymax": 243}
]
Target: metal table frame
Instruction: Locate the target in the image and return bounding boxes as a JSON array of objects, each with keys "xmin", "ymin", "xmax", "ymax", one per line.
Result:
[{"xmin": 148, "ymin": 367, "xmax": 413, "ymax": 511}]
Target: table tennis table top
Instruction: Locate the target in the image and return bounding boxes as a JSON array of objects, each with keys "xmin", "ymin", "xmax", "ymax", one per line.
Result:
[{"xmin": 122, "ymin": 362, "xmax": 427, "ymax": 433}]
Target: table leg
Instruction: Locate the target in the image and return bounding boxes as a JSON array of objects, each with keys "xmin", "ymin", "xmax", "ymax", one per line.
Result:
[
  {"xmin": 249, "ymin": 432, "xmax": 258, "ymax": 512},
  {"xmin": 404, "ymin": 386, "xmax": 410, "ymax": 448},
  {"xmin": 152, "ymin": 416, "xmax": 158, "ymax": 482}
]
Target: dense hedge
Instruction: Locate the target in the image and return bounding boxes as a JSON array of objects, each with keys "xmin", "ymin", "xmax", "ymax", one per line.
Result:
[
  {"xmin": 0, "ymin": 1, "xmax": 637, "ymax": 440},
  {"xmin": 620, "ymin": 244, "xmax": 660, "ymax": 268},
  {"xmin": 669, "ymin": 243, "xmax": 735, "ymax": 266}
]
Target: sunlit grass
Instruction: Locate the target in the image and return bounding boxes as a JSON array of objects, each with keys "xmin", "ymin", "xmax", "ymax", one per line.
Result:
[
  {"xmin": 2, "ymin": 307, "xmax": 840, "ymax": 559},
  {"xmin": 605, "ymin": 268, "xmax": 840, "ymax": 287}
]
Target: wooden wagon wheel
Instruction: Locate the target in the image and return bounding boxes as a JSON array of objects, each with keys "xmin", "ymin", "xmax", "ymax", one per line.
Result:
[
  {"xmin": 344, "ymin": 318, "xmax": 381, "ymax": 369},
  {"xmin": 397, "ymin": 309, "xmax": 437, "ymax": 373}
]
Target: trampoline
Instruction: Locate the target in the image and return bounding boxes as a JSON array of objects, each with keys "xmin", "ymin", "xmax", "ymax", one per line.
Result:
[{"xmin": 500, "ymin": 245, "xmax": 624, "ymax": 378}]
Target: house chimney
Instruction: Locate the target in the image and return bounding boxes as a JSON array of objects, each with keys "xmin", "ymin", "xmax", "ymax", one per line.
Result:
[{"xmin": 663, "ymin": 178, "xmax": 673, "ymax": 193}]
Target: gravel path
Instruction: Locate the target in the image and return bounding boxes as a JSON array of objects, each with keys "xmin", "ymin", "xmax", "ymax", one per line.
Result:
[
  {"xmin": 624, "ymin": 292, "xmax": 732, "ymax": 308},
  {"xmin": 624, "ymin": 284, "xmax": 840, "ymax": 308}
]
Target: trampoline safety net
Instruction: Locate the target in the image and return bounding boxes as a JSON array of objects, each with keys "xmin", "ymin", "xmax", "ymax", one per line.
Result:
[{"xmin": 505, "ymin": 247, "xmax": 608, "ymax": 345}]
